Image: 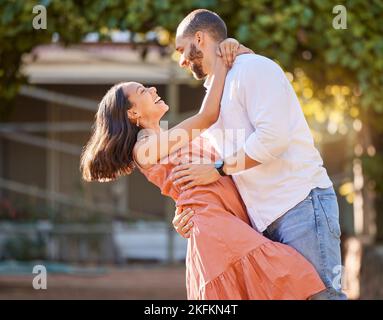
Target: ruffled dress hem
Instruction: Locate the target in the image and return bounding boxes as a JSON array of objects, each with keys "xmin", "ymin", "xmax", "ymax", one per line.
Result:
[{"xmin": 188, "ymin": 241, "xmax": 326, "ymax": 300}]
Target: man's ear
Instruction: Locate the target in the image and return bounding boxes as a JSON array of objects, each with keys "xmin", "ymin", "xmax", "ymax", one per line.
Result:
[{"xmin": 195, "ymin": 31, "xmax": 204, "ymax": 46}]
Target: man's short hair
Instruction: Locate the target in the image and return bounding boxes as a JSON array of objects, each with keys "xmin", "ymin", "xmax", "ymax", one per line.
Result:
[{"xmin": 177, "ymin": 9, "xmax": 227, "ymax": 42}]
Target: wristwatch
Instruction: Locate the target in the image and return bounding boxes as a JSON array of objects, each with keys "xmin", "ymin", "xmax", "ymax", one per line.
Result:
[{"xmin": 214, "ymin": 159, "xmax": 227, "ymax": 176}]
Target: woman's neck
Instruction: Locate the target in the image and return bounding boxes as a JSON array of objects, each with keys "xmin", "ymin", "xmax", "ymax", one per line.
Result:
[{"xmin": 142, "ymin": 121, "xmax": 162, "ymax": 133}]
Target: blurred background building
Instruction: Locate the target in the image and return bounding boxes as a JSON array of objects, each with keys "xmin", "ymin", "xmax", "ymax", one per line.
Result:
[{"xmin": 0, "ymin": 41, "xmax": 200, "ymax": 262}]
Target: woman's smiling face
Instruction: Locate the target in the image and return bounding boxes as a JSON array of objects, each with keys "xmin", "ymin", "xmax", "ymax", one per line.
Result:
[{"xmin": 123, "ymin": 82, "xmax": 169, "ymax": 126}]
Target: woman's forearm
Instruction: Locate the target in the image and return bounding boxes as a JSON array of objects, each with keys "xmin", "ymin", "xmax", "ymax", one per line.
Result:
[
  {"xmin": 134, "ymin": 60, "xmax": 227, "ymax": 166},
  {"xmin": 198, "ymin": 61, "xmax": 228, "ymax": 125}
]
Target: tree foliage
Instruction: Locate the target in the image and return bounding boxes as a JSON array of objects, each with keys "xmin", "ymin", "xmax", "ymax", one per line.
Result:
[{"xmin": 1, "ymin": 0, "xmax": 382, "ymax": 111}]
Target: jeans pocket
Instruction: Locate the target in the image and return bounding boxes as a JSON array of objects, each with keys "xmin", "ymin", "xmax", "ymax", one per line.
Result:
[
  {"xmin": 266, "ymin": 196, "xmax": 315, "ymax": 242},
  {"xmin": 318, "ymin": 194, "xmax": 341, "ymax": 238}
]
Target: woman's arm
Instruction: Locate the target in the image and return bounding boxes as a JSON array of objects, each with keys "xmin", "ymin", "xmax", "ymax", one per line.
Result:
[
  {"xmin": 134, "ymin": 57, "xmax": 227, "ymax": 167},
  {"xmin": 134, "ymin": 38, "xmax": 252, "ymax": 168}
]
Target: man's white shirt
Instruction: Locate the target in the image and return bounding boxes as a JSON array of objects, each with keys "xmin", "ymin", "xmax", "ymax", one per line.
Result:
[{"xmin": 202, "ymin": 54, "xmax": 332, "ymax": 232}]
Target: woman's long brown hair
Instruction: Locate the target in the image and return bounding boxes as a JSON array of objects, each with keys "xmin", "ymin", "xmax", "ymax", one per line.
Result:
[{"xmin": 80, "ymin": 84, "xmax": 140, "ymax": 182}]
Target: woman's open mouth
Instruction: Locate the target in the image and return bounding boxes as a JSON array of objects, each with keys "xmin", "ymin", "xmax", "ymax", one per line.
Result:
[{"xmin": 154, "ymin": 96, "xmax": 163, "ymax": 104}]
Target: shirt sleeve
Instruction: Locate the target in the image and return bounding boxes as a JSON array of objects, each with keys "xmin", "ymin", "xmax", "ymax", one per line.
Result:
[{"xmin": 237, "ymin": 57, "xmax": 291, "ymax": 164}]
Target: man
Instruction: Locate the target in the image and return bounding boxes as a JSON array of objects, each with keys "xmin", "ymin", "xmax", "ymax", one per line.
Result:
[{"xmin": 171, "ymin": 9, "xmax": 346, "ymax": 300}]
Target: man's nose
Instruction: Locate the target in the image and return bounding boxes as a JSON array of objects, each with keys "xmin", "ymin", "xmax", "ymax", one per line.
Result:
[{"xmin": 179, "ymin": 55, "xmax": 189, "ymax": 68}]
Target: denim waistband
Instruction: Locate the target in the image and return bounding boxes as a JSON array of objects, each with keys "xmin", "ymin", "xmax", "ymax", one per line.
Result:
[{"xmin": 309, "ymin": 186, "xmax": 335, "ymax": 197}]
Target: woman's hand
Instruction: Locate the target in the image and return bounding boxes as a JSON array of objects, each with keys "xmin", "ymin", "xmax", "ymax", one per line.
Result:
[
  {"xmin": 216, "ymin": 38, "xmax": 254, "ymax": 67},
  {"xmin": 216, "ymin": 38, "xmax": 240, "ymax": 67},
  {"xmin": 237, "ymin": 44, "xmax": 254, "ymax": 56}
]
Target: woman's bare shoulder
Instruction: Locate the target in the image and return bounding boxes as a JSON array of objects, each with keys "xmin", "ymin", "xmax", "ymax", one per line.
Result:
[{"xmin": 133, "ymin": 133, "xmax": 156, "ymax": 171}]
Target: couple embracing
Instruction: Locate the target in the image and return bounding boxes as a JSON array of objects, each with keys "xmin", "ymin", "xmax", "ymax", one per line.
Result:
[{"xmin": 81, "ymin": 9, "xmax": 347, "ymax": 300}]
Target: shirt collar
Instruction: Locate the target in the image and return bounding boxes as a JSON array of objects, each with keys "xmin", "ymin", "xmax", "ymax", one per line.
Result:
[{"xmin": 203, "ymin": 54, "xmax": 250, "ymax": 90}]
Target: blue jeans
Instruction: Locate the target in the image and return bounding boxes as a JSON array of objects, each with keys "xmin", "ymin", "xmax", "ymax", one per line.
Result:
[{"xmin": 264, "ymin": 186, "xmax": 347, "ymax": 300}]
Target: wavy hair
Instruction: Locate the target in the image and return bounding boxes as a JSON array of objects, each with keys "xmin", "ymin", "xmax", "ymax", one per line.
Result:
[{"xmin": 80, "ymin": 83, "xmax": 140, "ymax": 182}]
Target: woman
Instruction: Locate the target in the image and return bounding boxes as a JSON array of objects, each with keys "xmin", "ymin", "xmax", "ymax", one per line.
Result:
[{"xmin": 81, "ymin": 39, "xmax": 325, "ymax": 299}]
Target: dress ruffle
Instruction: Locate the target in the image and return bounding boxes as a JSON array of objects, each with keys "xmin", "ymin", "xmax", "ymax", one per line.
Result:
[{"xmin": 188, "ymin": 241, "xmax": 325, "ymax": 300}]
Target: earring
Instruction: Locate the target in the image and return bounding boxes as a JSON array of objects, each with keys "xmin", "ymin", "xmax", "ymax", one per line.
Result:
[{"xmin": 136, "ymin": 117, "xmax": 140, "ymax": 127}]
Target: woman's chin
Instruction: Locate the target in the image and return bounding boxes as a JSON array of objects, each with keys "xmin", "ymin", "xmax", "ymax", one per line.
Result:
[
  {"xmin": 159, "ymin": 102, "xmax": 169, "ymax": 113},
  {"xmin": 155, "ymin": 101, "xmax": 169, "ymax": 111},
  {"xmin": 158, "ymin": 105, "xmax": 169, "ymax": 121}
]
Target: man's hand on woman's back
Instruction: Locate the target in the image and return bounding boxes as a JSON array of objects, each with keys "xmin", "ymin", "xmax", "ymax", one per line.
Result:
[{"xmin": 173, "ymin": 207, "xmax": 194, "ymax": 238}]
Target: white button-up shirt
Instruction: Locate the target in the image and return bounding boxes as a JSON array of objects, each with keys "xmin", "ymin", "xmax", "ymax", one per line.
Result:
[{"xmin": 202, "ymin": 54, "xmax": 332, "ymax": 232}]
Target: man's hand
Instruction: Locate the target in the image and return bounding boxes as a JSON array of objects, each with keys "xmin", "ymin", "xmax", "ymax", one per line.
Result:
[
  {"xmin": 172, "ymin": 207, "xmax": 194, "ymax": 238},
  {"xmin": 171, "ymin": 163, "xmax": 221, "ymax": 191}
]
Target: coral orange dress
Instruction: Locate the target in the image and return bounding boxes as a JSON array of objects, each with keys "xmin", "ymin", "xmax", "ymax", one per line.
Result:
[{"xmin": 135, "ymin": 136, "xmax": 325, "ymax": 300}]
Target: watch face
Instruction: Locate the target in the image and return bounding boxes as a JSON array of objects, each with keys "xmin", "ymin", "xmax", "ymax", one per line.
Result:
[{"xmin": 215, "ymin": 160, "xmax": 224, "ymax": 169}]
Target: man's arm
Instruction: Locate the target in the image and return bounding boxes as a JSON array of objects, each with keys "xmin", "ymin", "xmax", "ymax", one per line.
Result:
[
  {"xmin": 221, "ymin": 149, "xmax": 260, "ymax": 175},
  {"xmin": 172, "ymin": 57, "xmax": 291, "ymax": 189},
  {"xmin": 221, "ymin": 57, "xmax": 291, "ymax": 174}
]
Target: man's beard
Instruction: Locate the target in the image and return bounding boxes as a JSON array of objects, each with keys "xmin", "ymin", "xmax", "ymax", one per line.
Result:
[{"xmin": 188, "ymin": 44, "xmax": 207, "ymax": 80}]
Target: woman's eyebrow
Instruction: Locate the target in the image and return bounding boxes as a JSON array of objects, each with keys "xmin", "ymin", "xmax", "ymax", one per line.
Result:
[{"xmin": 136, "ymin": 86, "xmax": 144, "ymax": 94}]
